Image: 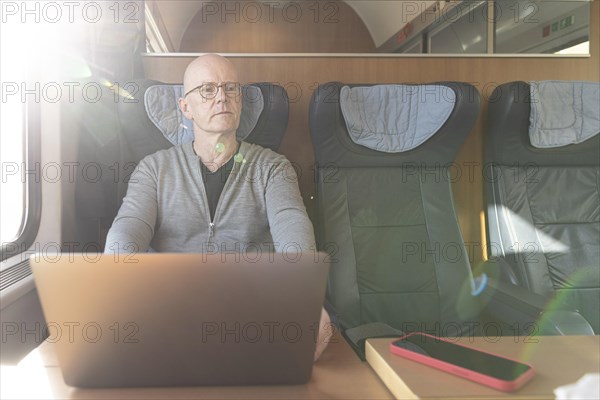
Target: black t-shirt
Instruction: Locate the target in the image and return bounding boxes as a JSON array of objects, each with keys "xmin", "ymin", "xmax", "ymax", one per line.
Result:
[{"xmin": 197, "ymin": 143, "xmax": 239, "ymax": 221}]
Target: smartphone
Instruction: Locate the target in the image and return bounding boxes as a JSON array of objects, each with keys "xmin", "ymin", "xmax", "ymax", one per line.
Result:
[{"xmin": 390, "ymin": 332, "xmax": 535, "ymax": 392}]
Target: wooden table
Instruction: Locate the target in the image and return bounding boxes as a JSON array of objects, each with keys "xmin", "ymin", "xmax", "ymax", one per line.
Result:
[
  {"xmin": 1, "ymin": 334, "xmax": 393, "ymax": 399},
  {"xmin": 4, "ymin": 334, "xmax": 598, "ymax": 399},
  {"xmin": 367, "ymin": 335, "xmax": 600, "ymax": 399}
]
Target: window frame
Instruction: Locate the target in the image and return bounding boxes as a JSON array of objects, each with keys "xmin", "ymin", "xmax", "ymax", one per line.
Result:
[{"xmin": 1, "ymin": 100, "xmax": 42, "ymax": 263}]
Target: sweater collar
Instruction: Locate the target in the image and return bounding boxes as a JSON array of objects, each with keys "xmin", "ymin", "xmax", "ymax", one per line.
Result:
[{"xmin": 184, "ymin": 141, "xmax": 250, "ymax": 163}]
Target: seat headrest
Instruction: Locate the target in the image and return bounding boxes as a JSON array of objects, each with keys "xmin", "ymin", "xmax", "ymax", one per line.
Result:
[
  {"xmin": 486, "ymin": 81, "xmax": 600, "ymax": 166},
  {"xmin": 529, "ymin": 80, "xmax": 600, "ymax": 148},
  {"xmin": 340, "ymin": 84, "xmax": 456, "ymax": 153},
  {"xmin": 310, "ymin": 82, "xmax": 480, "ymax": 167},
  {"xmin": 145, "ymin": 84, "xmax": 264, "ymax": 145}
]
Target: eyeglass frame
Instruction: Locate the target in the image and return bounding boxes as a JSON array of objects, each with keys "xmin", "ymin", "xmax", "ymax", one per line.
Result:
[{"xmin": 184, "ymin": 82, "xmax": 242, "ymax": 100}]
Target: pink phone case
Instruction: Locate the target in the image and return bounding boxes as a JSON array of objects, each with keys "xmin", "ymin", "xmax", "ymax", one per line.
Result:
[{"xmin": 389, "ymin": 332, "xmax": 535, "ymax": 392}]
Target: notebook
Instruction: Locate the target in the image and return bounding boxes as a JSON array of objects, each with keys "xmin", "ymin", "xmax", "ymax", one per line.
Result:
[{"xmin": 31, "ymin": 252, "xmax": 329, "ymax": 387}]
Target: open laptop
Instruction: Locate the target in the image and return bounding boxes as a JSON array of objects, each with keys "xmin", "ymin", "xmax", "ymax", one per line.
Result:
[{"xmin": 30, "ymin": 252, "xmax": 330, "ymax": 388}]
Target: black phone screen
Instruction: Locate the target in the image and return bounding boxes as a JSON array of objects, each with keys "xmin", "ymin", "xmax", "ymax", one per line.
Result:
[{"xmin": 392, "ymin": 334, "xmax": 531, "ymax": 381}]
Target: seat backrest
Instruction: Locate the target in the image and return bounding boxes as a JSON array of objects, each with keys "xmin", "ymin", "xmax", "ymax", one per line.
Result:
[
  {"xmin": 73, "ymin": 80, "xmax": 289, "ymax": 249},
  {"xmin": 309, "ymin": 82, "xmax": 481, "ymax": 334},
  {"xmin": 485, "ymin": 81, "xmax": 600, "ymax": 332}
]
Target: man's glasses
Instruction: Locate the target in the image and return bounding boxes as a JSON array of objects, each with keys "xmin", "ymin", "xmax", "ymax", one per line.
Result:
[{"xmin": 185, "ymin": 82, "xmax": 242, "ymax": 99}]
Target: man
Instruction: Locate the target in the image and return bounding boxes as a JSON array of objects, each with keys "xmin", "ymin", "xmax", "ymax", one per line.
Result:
[{"xmin": 105, "ymin": 54, "xmax": 331, "ymax": 360}]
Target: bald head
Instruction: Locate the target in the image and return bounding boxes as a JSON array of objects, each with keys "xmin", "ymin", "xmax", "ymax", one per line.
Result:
[
  {"xmin": 183, "ymin": 54, "xmax": 239, "ymax": 95},
  {"xmin": 178, "ymin": 54, "xmax": 242, "ymax": 141}
]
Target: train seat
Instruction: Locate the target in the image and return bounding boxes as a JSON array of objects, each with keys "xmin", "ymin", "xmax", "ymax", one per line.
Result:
[
  {"xmin": 485, "ymin": 80, "xmax": 600, "ymax": 333},
  {"xmin": 309, "ymin": 81, "xmax": 484, "ymax": 356}
]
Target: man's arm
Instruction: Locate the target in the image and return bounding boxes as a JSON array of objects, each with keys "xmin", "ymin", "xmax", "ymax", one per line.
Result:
[
  {"xmin": 314, "ymin": 308, "xmax": 334, "ymax": 361},
  {"xmin": 264, "ymin": 159, "xmax": 315, "ymax": 253},
  {"xmin": 263, "ymin": 157, "xmax": 334, "ymax": 361},
  {"xmin": 104, "ymin": 159, "xmax": 158, "ymax": 254}
]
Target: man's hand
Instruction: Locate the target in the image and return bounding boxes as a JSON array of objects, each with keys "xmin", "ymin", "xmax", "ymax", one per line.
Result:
[{"xmin": 314, "ymin": 308, "xmax": 334, "ymax": 362}]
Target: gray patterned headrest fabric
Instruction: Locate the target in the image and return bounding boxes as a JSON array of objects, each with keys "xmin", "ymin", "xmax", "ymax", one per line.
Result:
[
  {"xmin": 529, "ymin": 80, "xmax": 600, "ymax": 148},
  {"xmin": 340, "ymin": 85, "xmax": 456, "ymax": 153}
]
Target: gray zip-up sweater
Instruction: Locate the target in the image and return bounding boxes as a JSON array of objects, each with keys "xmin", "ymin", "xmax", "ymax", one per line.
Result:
[{"xmin": 105, "ymin": 141, "xmax": 315, "ymax": 254}]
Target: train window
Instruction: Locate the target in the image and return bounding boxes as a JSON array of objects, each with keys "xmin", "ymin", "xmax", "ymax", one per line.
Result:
[
  {"xmin": 495, "ymin": 0, "xmax": 590, "ymax": 54},
  {"xmin": 0, "ymin": 20, "xmax": 41, "ymax": 263},
  {"xmin": 428, "ymin": 2, "xmax": 488, "ymax": 54},
  {"xmin": 0, "ymin": 96, "xmax": 25, "ymax": 245},
  {"xmin": 555, "ymin": 41, "xmax": 589, "ymax": 55}
]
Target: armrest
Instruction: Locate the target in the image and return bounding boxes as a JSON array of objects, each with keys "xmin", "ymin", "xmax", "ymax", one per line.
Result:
[
  {"xmin": 481, "ymin": 277, "xmax": 595, "ymax": 336},
  {"xmin": 323, "ymin": 301, "xmax": 405, "ymax": 361},
  {"xmin": 342, "ymin": 323, "xmax": 404, "ymax": 361}
]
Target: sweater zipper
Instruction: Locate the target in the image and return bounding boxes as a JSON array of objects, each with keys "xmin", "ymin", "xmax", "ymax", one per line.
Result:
[
  {"xmin": 208, "ymin": 222, "xmax": 215, "ymax": 242},
  {"xmin": 197, "ymin": 142, "xmax": 243, "ymax": 246},
  {"xmin": 197, "ymin": 159, "xmax": 215, "ymax": 245}
]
